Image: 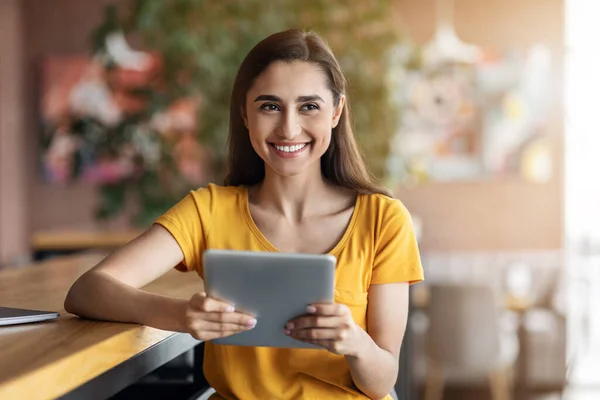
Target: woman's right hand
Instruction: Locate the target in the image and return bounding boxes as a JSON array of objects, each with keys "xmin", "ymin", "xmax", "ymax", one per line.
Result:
[{"xmin": 183, "ymin": 292, "xmax": 257, "ymax": 340}]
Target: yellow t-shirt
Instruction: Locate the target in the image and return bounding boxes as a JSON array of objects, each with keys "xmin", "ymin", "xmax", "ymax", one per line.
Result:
[{"xmin": 155, "ymin": 183, "xmax": 424, "ymax": 400}]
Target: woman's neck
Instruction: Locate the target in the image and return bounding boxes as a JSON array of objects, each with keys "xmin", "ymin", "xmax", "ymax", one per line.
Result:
[{"xmin": 253, "ymin": 168, "xmax": 333, "ymax": 223}]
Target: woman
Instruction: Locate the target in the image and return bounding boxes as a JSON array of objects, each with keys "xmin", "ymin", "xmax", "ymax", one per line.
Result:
[{"xmin": 65, "ymin": 29, "xmax": 423, "ymax": 400}]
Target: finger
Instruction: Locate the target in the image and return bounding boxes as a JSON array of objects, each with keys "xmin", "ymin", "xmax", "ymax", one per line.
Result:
[
  {"xmin": 190, "ymin": 293, "xmax": 236, "ymax": 313},
  {"xmin": 198, "ymin": 311, "xmax": 257, "ymax": 327},
  {"xmin": 306, "ymin": 339, "xmax": 334, "ymax": 349},
  {"xmin": 286, "ymin": 315, "xmax": 346, "ymax": 330},
  {"xmin": 196, "ymin": 320, "xmax": 256, "ymax": 332},
  {"xmin": 306, "ymin": 303, "xmax": 349, "ymax": 316},
  {"xmin": 288, "ymin": 328, "xmax": 345, "ymax": 341},
  {"xmin": 287, "ymin": 336, "xmax": 341, "ymax": 354}
]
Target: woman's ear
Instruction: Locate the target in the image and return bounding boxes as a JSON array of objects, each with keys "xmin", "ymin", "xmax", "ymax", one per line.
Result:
[{"xmin": 332, "ymin": 95, "xmax": 345, "ymax": 128}]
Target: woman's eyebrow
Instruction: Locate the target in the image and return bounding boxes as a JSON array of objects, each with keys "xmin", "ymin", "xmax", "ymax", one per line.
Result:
[
  {"xmin": 254, "ymin": 94, "xmax": 325, "ymax": 103},
  {"xmin": 296, "ymin": 95, "xmax": 324, "ymax": 103},
  {"xmin": 254, "ymin": 94, "xmax": 281, "ymax": 102}
]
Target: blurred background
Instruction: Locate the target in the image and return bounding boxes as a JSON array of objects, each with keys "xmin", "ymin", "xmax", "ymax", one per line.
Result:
[{"xmin": 0, "ymin": 0, "xmax": 598, "ymax": 399}]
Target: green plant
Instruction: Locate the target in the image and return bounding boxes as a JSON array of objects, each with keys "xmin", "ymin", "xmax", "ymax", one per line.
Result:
[{"xmin": 88, "ymin": 0, "xmax": 404, "ymax": 225}]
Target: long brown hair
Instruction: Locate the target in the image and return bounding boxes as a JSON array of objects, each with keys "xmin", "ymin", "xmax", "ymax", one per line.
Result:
[{"xmin": 224, "ymin": 29, "xmax": 390, "ymax": 197}]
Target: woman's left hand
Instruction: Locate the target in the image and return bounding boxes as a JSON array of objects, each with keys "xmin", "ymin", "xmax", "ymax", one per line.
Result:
[{"xmin": 284, "ymin": 304, "xmax": 364, "ymax": 356}]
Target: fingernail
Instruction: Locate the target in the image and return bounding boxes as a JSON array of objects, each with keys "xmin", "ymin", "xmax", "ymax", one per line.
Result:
[
  {"xmin": 285, "ymin": 322, "xmax": 294, "ymax": 329},
  {"xmin": 225, "ymin": 306, "xmax": 235, "ymax": 312},
  {"xmin": 247, "ymin": 318, "xmax": 257, "ymax": 327},
  {"xmin": 306, "ymin": 305, "xmax": 316, "ymax": 313},
  {"xmin": 283, "ymin": 329, "xmax": 291, "ymax": 335}
]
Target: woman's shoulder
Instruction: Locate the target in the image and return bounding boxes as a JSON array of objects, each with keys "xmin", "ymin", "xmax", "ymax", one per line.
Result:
[
  {"xmin": 189, "ymin": 183, "xmax": 245, "ymax": 200},
  {"xmin": 157, "ymin": 183, "xmax": 246, "ymax": 234},
  {"xmin": 183, "ymin": 183, "xmax": 246, "ymax": 215},
  {"xmin": 359, "ymin": 192, "xmax": 410, "ymax": 219},
  {"xmin": 356, "ymin": 193, "xmax": 419, "ymax": 249},
  {"xmin": 356, "ymin": 192, "xmax": 415, "ymax": 236}
]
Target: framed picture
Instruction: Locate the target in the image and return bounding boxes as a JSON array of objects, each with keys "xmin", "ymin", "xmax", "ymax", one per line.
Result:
[{"xmin": 387, "ymin": 45, "xmax": 554, "ymax": 184}]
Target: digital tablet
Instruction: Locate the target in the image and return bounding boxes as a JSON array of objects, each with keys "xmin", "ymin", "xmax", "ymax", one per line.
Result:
[
  {"xmin": 0, "ymin": 306, "xmax": 59, "ymax": 326},
  {"xmin": 203, "ymin": 249, "xmax": 336, "ymax": 349}
]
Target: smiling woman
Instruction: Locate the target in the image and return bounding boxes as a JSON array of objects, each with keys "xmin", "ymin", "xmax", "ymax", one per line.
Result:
[
  {"xmin": 245, "ymin": 61, "xmax": 342, "ymax": 178},
  {"xmin": 225, "ymin": 30, "xmax": 390, "ymax": 197},
  {"xmin": 254, "ymin": 92, "xmax": 325, "ymax": 158},
  {"xmin": 64, "ymin": 29, "xmax": 424, "ymax": 400}
]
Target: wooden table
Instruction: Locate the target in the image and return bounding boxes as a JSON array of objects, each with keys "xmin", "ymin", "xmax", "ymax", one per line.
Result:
[
  {"xmin": 32, "ymin": 229, "xmax": 144, "ymax": 252},
  {"xmin": 0, "ymin": 252, "xmax": 205, "ymax": 400}
]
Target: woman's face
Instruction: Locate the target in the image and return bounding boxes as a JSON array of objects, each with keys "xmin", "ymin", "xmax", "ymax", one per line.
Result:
[{"xmin": 244, "ymin": 61, "xmax": 344, "ymax": 179}]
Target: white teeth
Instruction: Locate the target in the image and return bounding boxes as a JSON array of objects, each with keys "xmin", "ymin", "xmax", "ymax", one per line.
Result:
[{"xmin": 274, "ymin": 143, "xmax": 308, "ymax": 153}]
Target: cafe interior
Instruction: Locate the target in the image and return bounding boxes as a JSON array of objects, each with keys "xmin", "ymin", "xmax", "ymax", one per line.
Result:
[{"xmin": 1, "ymin": 0, "xmax": 599, "ymax": 399}]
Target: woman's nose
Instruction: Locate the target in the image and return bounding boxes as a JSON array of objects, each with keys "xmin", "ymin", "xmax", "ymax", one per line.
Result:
[{"xmin": 277, "ymin": 110, "xmax": 302, "ymax": 139}]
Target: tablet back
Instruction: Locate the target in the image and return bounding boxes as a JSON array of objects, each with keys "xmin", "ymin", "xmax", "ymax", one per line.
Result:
[{"xmin": 203, "ymin": 249, "xmax": 335, "ymax": 349}]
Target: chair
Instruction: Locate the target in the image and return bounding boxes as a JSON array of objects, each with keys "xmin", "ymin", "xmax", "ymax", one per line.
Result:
[
  {"xmin": 522, "ymin": 271, "xmax": 567, "ymax": 389},
  {"xmin": 503, "ymin": 261, "xmax": 566, "ymax": 390},
  {"xmin": 195, "ymin": 387, "xmax": 216, "ymax": 400},
  {"xmin": 424, "ymin": 284, "xmax": 519, "ymax": 400}
]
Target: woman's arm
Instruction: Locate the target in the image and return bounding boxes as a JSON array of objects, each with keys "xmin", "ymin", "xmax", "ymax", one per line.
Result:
[
  {"xmin": 345, "ymin": 282, "xmax": 409, "ymax": 399},
  {"xmin": 287, "ymin": 282, "xmax": 409, "ymax": 399},
  {"xmin": 64, "ymin": 225, "xmax": 256, "ymax": 337},
  {"xmin": 64, "ymin": 225, "xmax": 191, "ymax": 331}
]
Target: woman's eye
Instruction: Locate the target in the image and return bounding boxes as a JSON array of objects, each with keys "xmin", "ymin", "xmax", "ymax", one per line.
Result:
[
  {"xmin": 300, "ymin": 103, "xmax": 319, "ymax": 111},
  {"xmin": 260, "ymin": 103, "xmax": 280, "ymax": 112}
]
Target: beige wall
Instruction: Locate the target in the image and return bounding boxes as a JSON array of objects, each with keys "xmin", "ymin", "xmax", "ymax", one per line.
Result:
[
  {"xmin": 0, "ymin": 0, "xmax": 125, "ymax": 264},
  {"xmin": 21, "ymin": 0, "xmax": 126, "ymax": 231},
  {"xmin": 1, "ymin": 0, "xmax": 564, "ymax": 258},
  {"xmin": 0, "ymin": 0, "xmax": 29, "ymax": 265},
  {"xmin": 394, "ymin": 0, "xmax": 564, "ymax": 251}
]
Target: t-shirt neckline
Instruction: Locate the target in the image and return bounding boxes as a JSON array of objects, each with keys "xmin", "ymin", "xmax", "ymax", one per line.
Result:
[{"xmin": 240, "ymin": 186, "xmax": 362, "ymax": 256}]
